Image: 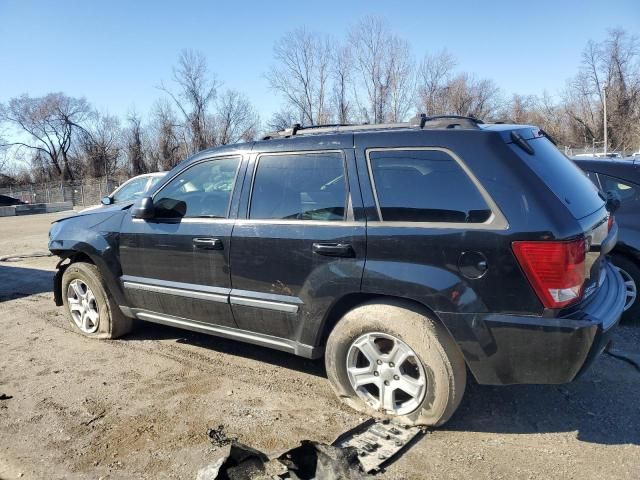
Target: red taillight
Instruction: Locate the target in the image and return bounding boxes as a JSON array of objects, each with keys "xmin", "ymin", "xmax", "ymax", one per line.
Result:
[
  {"xmin": 512, "ymin": 239, "xmax": 587, "ymax": 309},
  {"xmin": 608, "ymin": 214, "xmax": 614, "ymax": 231}
]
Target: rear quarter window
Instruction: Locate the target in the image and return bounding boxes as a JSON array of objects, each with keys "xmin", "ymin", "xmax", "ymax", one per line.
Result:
[
  {"xmin": 368, "ymin": 149, "xmax": 492, "ymax": 223},
  {"xmin": 510, "ymin": 138, "xmax": 604, "ymax": 219}
]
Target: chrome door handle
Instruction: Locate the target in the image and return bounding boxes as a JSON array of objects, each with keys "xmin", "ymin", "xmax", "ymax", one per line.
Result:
[
  {"xmin": 193, "ymin": 238, "xmax": 223, "ymax": 250},
  {"xmin": 312, "ymin": 242, "xmax": 355, "ymax": 258}
]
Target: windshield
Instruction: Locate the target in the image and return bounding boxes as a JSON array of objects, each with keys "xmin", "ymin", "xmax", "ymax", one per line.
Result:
[
  {"xmin": 145, "ymin": 175, "xmax": 163, "ymax": 193},
  {"xmin": 112, "ymin": 177, "xmax": 152, "ymax": 203}
]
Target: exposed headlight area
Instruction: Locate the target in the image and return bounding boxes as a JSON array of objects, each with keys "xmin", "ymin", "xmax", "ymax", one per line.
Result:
[{"xmin": 48, "ymin": 220, "xmax": 66, "ymax": 246}]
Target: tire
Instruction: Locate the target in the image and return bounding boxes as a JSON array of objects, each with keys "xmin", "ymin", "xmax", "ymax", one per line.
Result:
[
  {"xmin": 61, "ymin": 262, "xmax": 133, "ymax": 339},
  {"xmin": 325, "ymin": 300, "xmax": 466, "ymax": 427},
  {"xmin": 610, "ymin": 253, "xmax": 640, "ymax": 324}
]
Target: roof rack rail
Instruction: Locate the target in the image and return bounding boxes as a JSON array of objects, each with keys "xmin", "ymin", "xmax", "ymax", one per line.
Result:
[
  {"xmin": 410, "ymin": 114, "xmax": 484, "ymax": 129},
  {"xmin": 261, "ymin": 114, "xmax": 483, "ymax": 140}
]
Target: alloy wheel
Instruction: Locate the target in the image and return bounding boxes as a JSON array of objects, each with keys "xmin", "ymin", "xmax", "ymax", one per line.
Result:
[
  {"xmin": 67, "ymin": 279, "xmax": 100, "ymax": 334},
  {"xmin": 346, "ymin": 332, "xmax": 427, "ymax": 416},
  {"xmin": 617, "ymin": 267, "xmax": 637, "ymax": 312}
]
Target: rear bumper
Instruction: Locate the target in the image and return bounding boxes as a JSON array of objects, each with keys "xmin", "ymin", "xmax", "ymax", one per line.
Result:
[{"xmin": 439, "ymin": 262, "xmax": 625, "ymax": 385}]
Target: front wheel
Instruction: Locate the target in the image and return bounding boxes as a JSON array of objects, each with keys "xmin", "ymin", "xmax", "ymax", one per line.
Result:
[
  {"xmin": 325, "ymin": 300, "xmax": 466, "ymax": 427},
  {"xmin": 61, "ymin": 262, "xmax": 132, "ymax": 339}
]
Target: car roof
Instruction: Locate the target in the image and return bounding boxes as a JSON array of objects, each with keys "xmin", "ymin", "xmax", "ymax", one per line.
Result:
[{"xmin": 179, "ymin": 118, "xmax": 545, "ymax": 171}]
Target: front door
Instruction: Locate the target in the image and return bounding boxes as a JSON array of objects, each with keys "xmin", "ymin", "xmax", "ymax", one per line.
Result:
[
  {"xmin": 119, "ymin": 156, "xmax": 242, "ymax": 327},
  {"xmin": 229, "ymin": 147, "xmax": 366, "ymax": 348}
]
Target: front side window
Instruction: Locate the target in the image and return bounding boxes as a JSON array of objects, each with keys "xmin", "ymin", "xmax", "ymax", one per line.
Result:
[
  {"xmin": 598, "ymin": 173, "xmax": 639, "ymax": 214},
  {"xmin": 369, "ymin": 149, "xmax": 491, "ymax": 223},
  {"xmin": 153, "ymin": 157, "xmax": 239, "ymax": 219},
  {"xmin": 250, "ymin": 152, "xmax": 347, "ymax": 221}
]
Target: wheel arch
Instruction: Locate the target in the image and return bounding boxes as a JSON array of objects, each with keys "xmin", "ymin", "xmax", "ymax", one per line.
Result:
[
  {"xmin": 316, "ymin": 293, "xmax": 458, "ymax": 350},
  {"xmin": 52, "ymin": 245, "xmax": 125, "ymax": 307}
]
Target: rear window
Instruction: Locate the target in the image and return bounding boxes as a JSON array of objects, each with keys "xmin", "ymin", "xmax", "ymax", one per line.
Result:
[
  {"xmin": 368, "ymin": 149, "xmax": 491, "ymax": 223},
  {"xmin": 509, "ymin": 137, "xmax": 604, "ymax": 219}
]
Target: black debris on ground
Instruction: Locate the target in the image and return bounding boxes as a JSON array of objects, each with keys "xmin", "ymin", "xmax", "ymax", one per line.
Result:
[
  {"xmin": 276, "ymin": 440, "xmax": 365, "ymax": 480},
  {"xmin": 0, "ymin": 394, "xmax": 13, "ymax": 400},
  {"xmin": 207, "ymin": 425, "xmax": 238, "ymax": 448},
  {"xmin": 198, "ymin": 419, "xmax": 423, "ymax": 479},
  {"xmin": 197, "ymin": 442, "xmax": 269, "ymax": 480}
]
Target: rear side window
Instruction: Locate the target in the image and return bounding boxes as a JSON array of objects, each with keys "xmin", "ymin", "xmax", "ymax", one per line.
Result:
[
  {"xmin": 510, "ymin": 138, "xmax": 604, "ymax": 219},
  {"xmin": 368, "ymin": 149, "xmax": 491, "ymax": 223},
  {"xmin": 250, "ymin": 152, "xmax": 347, "ymax": 221}
]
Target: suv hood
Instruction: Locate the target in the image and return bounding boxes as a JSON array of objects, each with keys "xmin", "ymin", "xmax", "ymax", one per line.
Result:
[{"xmin": 51, "ymin": 202, "xmax": 133, "ymax": 225}]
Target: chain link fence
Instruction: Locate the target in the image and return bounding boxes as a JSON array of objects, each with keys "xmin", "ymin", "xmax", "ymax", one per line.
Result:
[{"xmin": 0, "ymin": 177, "xmax": 125, "ymax": 207}]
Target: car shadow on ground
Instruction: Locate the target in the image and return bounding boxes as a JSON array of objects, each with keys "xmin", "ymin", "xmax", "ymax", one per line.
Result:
[
  {"xmin": 444, "ymin": 351, "xmax": 640, "ymax": 445},
  {"xmin": 129, "ymin": 321, "xmax": 639, "ymax": 446},
  {"xmin": 0, "ymin": 264, "xmax": 53, "ymax": 302},
  {"xmin": 127, "ymin": 321, "xmax": 327, "ymax": 377}
]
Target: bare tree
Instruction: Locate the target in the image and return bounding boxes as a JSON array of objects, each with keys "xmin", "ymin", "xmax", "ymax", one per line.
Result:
[
  {"xmin": 266, "ymin": 109, "xmax": 298, "ymax": 132},
  {"xmin": 0, "ymin": 93, "xmax": 91, "ymax": 180},
  {"xmin": 214, "ymin": 90, "xmax": 260, "ymax": 145},
  {"xmin": 77, "ymin": 112, "xmax": 122, "ymax": 178},
  {"xmin": 160, "ymin": 49, "xmax": 219, "ymax": 153},
  {"xmin": 565, "ymin": 29, "xmax": 640, "ymax": 153},
  {"xmin": 266, "ymin": 28, "xmax": 332, "ymax": 126},
  {"xmin": 149, "ymin": 100, "xmax": 183, "ymax": 171},
  {"xmin": 417, "ymin": 51, "xmax": 457, "ymax": 115},
  {"xmin": 349, "ymin": 17, "xmax": 415, "ymax": 123},
  {"xmin": 0, "ymin": 140, "xmax": 9, "ymax": 174},
  {"xmin": 416, "ymin": 52, "xmax": 501, "ymax": 120},
  {"xmin": 331, "ymin": 44, "xmax": 353, "ymax": 124},
  {"xmin": 387, "ymin": 37, "xmax": 415, "ymax": 122},
  {"xmin": 126, "ymin": 111, "xmax": 147, "ymax": 175}
]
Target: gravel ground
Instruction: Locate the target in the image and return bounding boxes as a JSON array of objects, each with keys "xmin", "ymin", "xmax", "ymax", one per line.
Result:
[{"xmin": 0, "ymin": 213, "xmax": 639, "ymax": 479}]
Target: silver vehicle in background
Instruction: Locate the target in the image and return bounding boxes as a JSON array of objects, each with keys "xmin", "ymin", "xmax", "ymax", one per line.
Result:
[{"xmin": 81, "ymin": 173, "xmax": 166, "ymax": 213}]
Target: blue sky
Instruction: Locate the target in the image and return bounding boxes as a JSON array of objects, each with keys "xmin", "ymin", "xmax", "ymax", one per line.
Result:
[{"xmin": 1, "ymin": 0, "xmax": 638, "ymax": 123}]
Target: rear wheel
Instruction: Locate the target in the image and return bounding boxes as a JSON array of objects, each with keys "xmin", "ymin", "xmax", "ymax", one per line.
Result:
[
  {"xmin": 61, "ymin": 262, "xmax": 132, "ymax": 339},
  {"xmin": 610, "ymin": 253, "xmax": 640, "ymax": 324},
  {"xmin": 325, "ymin": 300, "xmax": 466, "ymax": 426}
]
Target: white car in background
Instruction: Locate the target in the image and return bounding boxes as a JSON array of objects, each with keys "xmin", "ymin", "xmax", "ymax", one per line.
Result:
[{"xmin": 81, "ymin": 172, "xmax": 166, "ymax": 213}]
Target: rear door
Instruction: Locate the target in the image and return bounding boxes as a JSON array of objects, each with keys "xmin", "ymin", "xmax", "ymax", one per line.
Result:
[
  {"xmin": 355, "ymin": 137, "xmax": 513, "ymax": 314},
  {"xmin": 229, "ymin": 143, "xmax": 365, "ymax": 348}
]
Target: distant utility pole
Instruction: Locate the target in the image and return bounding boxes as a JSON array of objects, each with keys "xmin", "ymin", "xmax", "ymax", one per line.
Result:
[{"xmin": 602, "ymin": 83, "xmax": 608, "ymax": 155}]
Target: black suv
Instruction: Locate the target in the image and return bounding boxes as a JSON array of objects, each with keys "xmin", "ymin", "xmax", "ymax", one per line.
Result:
[
  {"xmin": 574, "ymin": 157, "xmax": 640, "ymax": 322},
  {"xmin": 49, "ymin": 116, "xmax": 625, "ymax": 426}
]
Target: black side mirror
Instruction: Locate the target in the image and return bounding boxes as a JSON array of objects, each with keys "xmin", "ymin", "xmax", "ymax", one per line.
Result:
[
  {"xmin": 131, "ymin": 196, "xmax": 155, "ymax": 219},
  {"xmin": 101, "ymin": 196, "xmax": 113, "ymax": 206},
  {"xmin": 605, "ymin": 190, "xmax": 621, "ymax": 214}
]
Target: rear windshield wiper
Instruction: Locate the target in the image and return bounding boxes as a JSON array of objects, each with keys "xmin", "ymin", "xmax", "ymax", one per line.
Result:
[
  {"xmin": 538, "ymin": 128, "xmax": 558, "ymax": 146},
  {"xmin": 510, "ymin": 131, "xmax": 535, "ymax": 155}
]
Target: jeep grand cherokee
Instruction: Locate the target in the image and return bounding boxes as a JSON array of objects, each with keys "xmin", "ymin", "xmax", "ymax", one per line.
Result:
[{"xmin": 48, "ymin": 116, "xmax": 626, "ymax": 426}]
